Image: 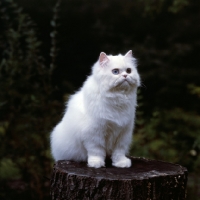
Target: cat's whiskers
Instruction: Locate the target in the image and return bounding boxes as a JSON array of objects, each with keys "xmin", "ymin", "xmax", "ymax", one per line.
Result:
[
  {"xmin": 129, "ymin": 76, "xmax": 139, "ymax": 86},
  {"xmin": 140, "ymin": 83, "xmax": 147, "ymax": 89}
]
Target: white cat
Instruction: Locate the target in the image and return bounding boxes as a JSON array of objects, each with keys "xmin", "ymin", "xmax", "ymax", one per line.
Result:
[{"xmin": 50, "ymin": 50, "xmax": 140, "ymax": 168}]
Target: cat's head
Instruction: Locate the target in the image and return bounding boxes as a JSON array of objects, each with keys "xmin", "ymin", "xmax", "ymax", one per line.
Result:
[{"xmin": 92, "ymin": 50, "xmax": 140, "ymax": 93}]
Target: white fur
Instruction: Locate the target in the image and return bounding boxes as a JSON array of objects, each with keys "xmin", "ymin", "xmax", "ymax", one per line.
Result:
[{"xmin": 50, "ymin": 50, "xmax": 140, "ymax": 168}]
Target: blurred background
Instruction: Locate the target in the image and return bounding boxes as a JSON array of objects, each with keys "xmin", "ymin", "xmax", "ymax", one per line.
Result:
[{"xmin": 0, "ymin": 0, "xmax": 199, "ymax": 199}]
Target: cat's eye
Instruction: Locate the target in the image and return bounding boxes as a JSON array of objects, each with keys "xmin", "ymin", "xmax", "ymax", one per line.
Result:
[
  {"xmin": 112, "ymin": 69, "xmax": 120, "ymax": 75},
  {"xmin": 126, "ymin": 68, "xmax": 131, "ymax": 74}
]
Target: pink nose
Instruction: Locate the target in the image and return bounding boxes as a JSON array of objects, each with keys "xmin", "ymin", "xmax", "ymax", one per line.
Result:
[{"xmin": 123, "ymin": 75, "xmax": 127, "ymax": 78}]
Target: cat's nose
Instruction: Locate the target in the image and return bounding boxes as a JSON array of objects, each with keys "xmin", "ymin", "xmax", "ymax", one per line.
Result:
[{"xmin": 123, "ymin": 75, "xmax": 127, "ymax": 78}]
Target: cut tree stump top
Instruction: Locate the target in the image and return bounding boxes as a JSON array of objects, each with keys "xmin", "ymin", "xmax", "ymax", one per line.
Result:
[
  {"xmin": 51, "ymin": 157, "xmax": 188, "ymax": 200},
  {"xmin": 53, "ymin": 157, "xmax": 187, "ymax": 181}
]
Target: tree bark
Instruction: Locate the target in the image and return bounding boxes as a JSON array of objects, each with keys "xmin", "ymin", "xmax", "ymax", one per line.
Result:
[{"xmin": 50, "ymin": 157, "xmax": 187, "ymax": 200}]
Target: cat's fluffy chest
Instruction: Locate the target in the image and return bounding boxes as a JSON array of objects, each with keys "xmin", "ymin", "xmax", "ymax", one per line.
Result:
[{"xmin": 82, "ymin": 76, "xmax": 136, "ymax": 126}]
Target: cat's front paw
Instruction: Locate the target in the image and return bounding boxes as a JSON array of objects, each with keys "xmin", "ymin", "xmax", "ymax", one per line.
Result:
[
  {"xmin": 112, "ymin": 157, "xmax": 131, "ymax": 168},
  {"xmin": 88, "ymin": 156, "xmax": 105, "ymax": 168}
]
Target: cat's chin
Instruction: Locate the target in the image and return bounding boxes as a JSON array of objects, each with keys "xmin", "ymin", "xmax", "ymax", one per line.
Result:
[{"xmin": 115, "ymin": 80, "xmax": 134, "ymax": 90}]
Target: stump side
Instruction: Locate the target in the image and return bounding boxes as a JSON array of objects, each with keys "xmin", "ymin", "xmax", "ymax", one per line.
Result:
[{"xmin": 50, "ymin": 157, "xmax": 188, "ymax": 200}]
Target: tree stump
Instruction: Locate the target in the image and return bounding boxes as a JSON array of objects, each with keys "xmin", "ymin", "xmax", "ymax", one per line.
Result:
[{"xmin": 50, "ymin": 157, "xmax": 188, "ymax": 200}]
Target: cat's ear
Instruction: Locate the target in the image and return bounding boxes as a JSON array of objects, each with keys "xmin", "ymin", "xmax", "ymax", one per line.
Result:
[
  {"xmin": 99, "ymin": 52, "xmax": 109, "ymax": 67},
  {"xmin": 125, "ymin": 50, "xmax": 132, "ymax": 58}
]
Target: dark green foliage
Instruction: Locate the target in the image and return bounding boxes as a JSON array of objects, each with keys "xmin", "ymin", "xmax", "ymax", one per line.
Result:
[
  {"xmin": 139, "ymin": 0, "xmax": 189, "ymax": 15},
  {"xmin": 133, "ymin": 108, "xmax": 200, "ymax": 170},
  {"xmin": 50, "ymin": 0, "xmax": 62, "ymax": 74},
  {"xmin": 0, "ymin": 0, "xmax": 63, "ymax": 199}
]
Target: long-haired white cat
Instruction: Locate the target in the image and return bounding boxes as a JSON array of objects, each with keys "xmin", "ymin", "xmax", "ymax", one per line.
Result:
[{"xmin": 50, "ymin": 50, "xmax": 140, "ymax": 168}]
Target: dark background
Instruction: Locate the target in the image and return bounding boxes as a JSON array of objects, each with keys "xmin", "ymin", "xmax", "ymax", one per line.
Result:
[{"xmin": 0, "ymin": 0, "xmax": 200, "ymax": 199}]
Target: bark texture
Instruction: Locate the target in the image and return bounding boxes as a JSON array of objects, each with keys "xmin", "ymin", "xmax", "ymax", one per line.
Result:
[{"xmin": 50, "ymin": 157, "xmax": 187, "ymax": 200}]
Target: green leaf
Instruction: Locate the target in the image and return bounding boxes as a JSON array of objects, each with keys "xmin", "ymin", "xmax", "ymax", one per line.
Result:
[{"xmin": 0, "ymin": 158, "xmax": 21, "ymax": 179}]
